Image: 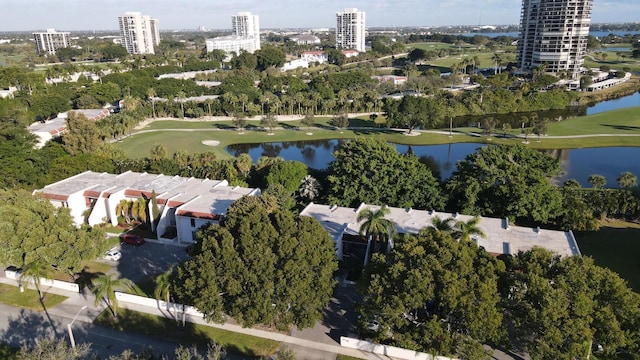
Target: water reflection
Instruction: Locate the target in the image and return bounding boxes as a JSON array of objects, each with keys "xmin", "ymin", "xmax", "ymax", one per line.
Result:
[{"xmin": 227, "ymin": 141, "xmax": 640, "ymax": 188}]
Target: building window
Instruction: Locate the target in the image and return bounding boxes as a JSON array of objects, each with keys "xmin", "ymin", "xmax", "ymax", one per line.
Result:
[{"xmin": 190, "ymin": 218, "xmax": 196, "ymax": 228}]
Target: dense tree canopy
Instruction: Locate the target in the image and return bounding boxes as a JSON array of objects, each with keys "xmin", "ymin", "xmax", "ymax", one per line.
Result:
[
  {"xmin": 0, "ymin": 189, "xmax": 108, "ymax": 272},
  {"xmin": 360, "ymin": 228, "xmax": 506, "ymax": 358},
  {"xmin": 173, "ymin": 196, "xmax": 338, "ymax": 330},
  {"xmin": 503, "ymin": 248, "xmax": 640, "ymax": 360},
  {"xmin": 328, "ymin": 138, "xmax": 445, "ymax": 210},
  {"xmin": 446, "ymin": 145, "xmax": 563, "ymax": 222}
]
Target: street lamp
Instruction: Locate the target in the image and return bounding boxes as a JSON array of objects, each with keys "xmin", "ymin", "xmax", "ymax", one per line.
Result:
[{"xmin": 67, "ymin": 305, "xmax": 88, "ymax": 349}]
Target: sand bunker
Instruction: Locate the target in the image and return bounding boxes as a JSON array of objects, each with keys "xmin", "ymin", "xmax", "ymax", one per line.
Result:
[{"xmin": 201, "ymin": 140, "xmax": 221, "ymax": 146}]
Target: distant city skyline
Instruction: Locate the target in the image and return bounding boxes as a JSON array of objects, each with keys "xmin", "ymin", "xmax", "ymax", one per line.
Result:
[{"xmin": 1, "ymin": 0, "xmax": 639, "ymax": 31}]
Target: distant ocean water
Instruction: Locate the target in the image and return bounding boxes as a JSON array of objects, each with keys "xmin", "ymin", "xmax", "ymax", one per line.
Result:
[{"xmin": 455, "ymin": 30, "xmax": 640, "ymax": 38}]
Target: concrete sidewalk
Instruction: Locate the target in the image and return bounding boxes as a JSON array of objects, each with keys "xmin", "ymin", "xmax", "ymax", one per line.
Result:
[{"xmin": 0, "ymin": 274, "xmax": 384, "ymax": 360}]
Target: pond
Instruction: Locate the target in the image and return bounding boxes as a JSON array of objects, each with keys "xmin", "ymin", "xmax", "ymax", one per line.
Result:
[
  {"xmin": 226, "ymin": 141, "xmax": 640, "ymax": 188},
  {"xmin": 586, "ymin": 91, "xmax": 640, "ymax": 115}
]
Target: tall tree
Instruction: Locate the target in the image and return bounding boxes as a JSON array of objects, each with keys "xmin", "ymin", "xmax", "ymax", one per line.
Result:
[
  {"xmin": 328, "ymin": 138, "xmax": 445, "ymax": 210},
  {"xmin": 357, "ymin": 206, "xmax": 396, "ymax": 258},
  {"xmin": 446, "ymin": 145, "xmax": 563, "ymax": 223},
  {"xmin": 173, "ymin": 197, "xmax": 338, "ymax": 330},
  {"xmin": 91, "ymin": 274, "xmax": 133, "ymax": 319},
  {"xmin": 20, "ymin": 259, "xmax": 48, "ymax": 300},
  {"xmin": 454, "ymin": 216, "xmax": 485, "ymax": 242},
  {"xmin": 505, "ymin": 248, "xmax": 640, "ymax": 360},
  {"xmin": 0, "ymin": 190, "xmax": 108, "ymax": 273},
  {"xmin": 360, "ymin": 228, "xmax": 506, "ymax": 358},
  {"xmin": 62, "ymin": 112, "xmax": 102, "ymax": 156}
]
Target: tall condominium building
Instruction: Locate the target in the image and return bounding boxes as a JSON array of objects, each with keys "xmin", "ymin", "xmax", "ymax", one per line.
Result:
[
  {"xmin": 206, "ymin": 12, "xmax": 260, "ymax": 56},
  {"xmin": 231, "ymin": 12, "xmax": 260, "ymax": 51},
  {"xmin": 336, "ymin": 8, "xmax": 366, "ymax": 53},
  {"xmin": 33, "ymin": 29, "xmax": 71, "ymax": 56},
  {"xmin": 516, "ymin": 0, "xmax": 592, "ymax": 79},
  {"xmin": 118, "ymin": 12, "xmax": 160, "ymax": 55}
]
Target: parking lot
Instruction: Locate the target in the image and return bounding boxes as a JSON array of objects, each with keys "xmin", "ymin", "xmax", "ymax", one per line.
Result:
[{"xmin": 104, "ymin": 240, "xmax": 190, "ymax": 283}]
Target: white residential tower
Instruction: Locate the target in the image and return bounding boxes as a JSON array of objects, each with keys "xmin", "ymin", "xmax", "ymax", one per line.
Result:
[
  {"xmin": 118, "ymin": 12, "xmax": 160, "ymax": 55},
  {"xmin": 33, "ymin": 29, "xmax": 71, "ymax": 56},
  {"xmin": 516, "ymin": 0, "xmax": 593, "ymax": 79},
  {"xmin": 336, "ymin": 8, "xmax": 366, "ymax": 53}
]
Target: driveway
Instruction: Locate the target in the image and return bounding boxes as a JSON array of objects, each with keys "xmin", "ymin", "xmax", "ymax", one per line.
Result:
[{"xmin": 109, "ymin": 240, "xmax": 189, "ymax": 283}]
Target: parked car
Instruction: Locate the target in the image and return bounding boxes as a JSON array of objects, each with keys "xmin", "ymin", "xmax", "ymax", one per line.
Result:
[
  {"xmin": 121, "ymin": 234, "xmax": 145, "ymax": 246},
  {"xmin": 104, "ymin": 248, "xmax": 122, "ymax": 261}
]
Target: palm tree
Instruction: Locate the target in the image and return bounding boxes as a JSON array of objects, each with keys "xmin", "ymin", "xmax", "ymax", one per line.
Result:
[
  {"xmin": 454, "ymin": 216, "xmax": 486, "ymax": 242},
  {"xmin": 131, "ymin": 197, "xmax": 147, "ymax": 224},
  {"xmin": 357, "ymin": 206, "xmax": 396, "ymax": 263},
  {"xmin": 299, "ymin": 175, "xmax": 321, "ymax": 201},
  {"xmin": 20, "ymin": 259, "xmax": 48, "ymax": 300},
  {"xmin": 147, "ymin": 87, "xmax": 157, "ymax": 118},
  {"xmin": 431, "ymin": 216, "xmax": 455, "ymax": 234},
  {"xmin": 91, "ymin": 274, "xmax": 133, "ymax": 319},
  {"xmin": 617, "ymin": 171, "xmax": 637, "ymax": 189},
  {"xmin": 115, "ymin": 199, "xmax": 132, "ymax": 224},
  {"xmin": 588, "ymin": 174, "xmax": 606, "ymax": 189},
  {"xmin": 154, "ymin": 268, "xmax": 173, "ymax": 312}
]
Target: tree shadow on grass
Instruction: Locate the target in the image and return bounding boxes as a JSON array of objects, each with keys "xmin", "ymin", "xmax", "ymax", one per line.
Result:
[
  {"xmin": 601, "ymin": 124, "xmax": 640, "ymax": 131},
  {"xmin": 94, "ymin": 308, "xmax": 258, "ymax": 358},
  {"xmin": 0, "ymin": 309, "xmax": 61, "ymax": 348}
]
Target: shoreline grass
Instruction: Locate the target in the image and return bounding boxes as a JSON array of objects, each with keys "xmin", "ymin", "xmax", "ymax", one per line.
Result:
[{"xmin": 94, "ymin": 308, "xmax": 280, "ymax": 358}]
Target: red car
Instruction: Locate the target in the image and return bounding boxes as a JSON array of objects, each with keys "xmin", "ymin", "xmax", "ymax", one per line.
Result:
[{"xmin": 121, "ymin": 234, "xmax": 145, "ymax": 246}]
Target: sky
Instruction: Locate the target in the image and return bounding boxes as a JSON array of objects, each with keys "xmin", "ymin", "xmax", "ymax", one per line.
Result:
[{"xmin": 1, "ymin": 0, "xmax": 639, "ymax": 32}]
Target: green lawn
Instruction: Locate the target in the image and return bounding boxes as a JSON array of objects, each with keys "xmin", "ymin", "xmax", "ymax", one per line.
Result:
[
  {"xmin": 546, "ymin": 106, "xmax": 640, "ymax": 137},
  {"xmin": 116, "ymin": 105, "xmax": 640, "ymax": 160},
  {"xmin": 575, "ymin": 221, "xmax": 640, "ymax": 293},
  {"xmin": 0, "ymin": 284, "xmax": 67, "ymax": 311},
  {"xmin": 337, "ymin": 354, "xmax": 365, "ymax": 360},
  {"xmin": 95, "ymin": 308, "xmax": 280, "ymax": 358}
]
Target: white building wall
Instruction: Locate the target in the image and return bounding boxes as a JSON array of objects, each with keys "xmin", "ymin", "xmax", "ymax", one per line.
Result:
[
  {"xmin": 175, "ymin": 215, "xmax": 217, "ymax": 244},
  {"xmin": 66, "ymin": 192, "xmax": 88, "ymax": 225},
  {"xmin": 105, "ymin": 189, "xmax": 128, "ymax": 226}
]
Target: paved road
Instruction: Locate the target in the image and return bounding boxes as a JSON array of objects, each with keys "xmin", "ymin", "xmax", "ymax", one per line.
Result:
[{"xmin": 0, "ymin": 242, "xmax": 379, "ymax": 360}]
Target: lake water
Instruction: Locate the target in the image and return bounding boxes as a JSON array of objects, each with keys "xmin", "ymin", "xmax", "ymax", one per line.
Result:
[
  {"xmin": 226, "ymin": 141, "xmax": 640, "ymax": 188},
  {"xmin": 226, "ymin": 92, "xmax": 640, "ymax": 188},
  {"xmin": 457, "ymin": 31, "xmax": 640, "ymax": 38},
  {"xmin": 586, "ymin": 91, "xmax": 640, "ymax": 115}
]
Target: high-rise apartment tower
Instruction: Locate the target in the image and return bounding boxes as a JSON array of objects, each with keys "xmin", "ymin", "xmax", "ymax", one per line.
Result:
[
  {"xmin": 231, "ymin": 12, "xmax": 260, "ymax": 51},
  {"xmin": 336, "ymin": 8, "xmax": 366, "ymax": 53},
  {"xmin": 516, "ymin": 0, "xmax": 592, "ymax": 79},
  {"xmin": 118, "ymin": 12, "xmax": 160, "ymax": 55},
  {"xmin": 33, "ymin": 29, "xmax": 71, "ymax": 56}
]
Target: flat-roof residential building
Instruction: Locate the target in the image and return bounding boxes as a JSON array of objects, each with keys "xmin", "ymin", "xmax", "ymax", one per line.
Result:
[
  {"xmin": 206, "ymin": 12, "xmax": 261, "ymax": 56},
  {"xmin": 205, "ymin": 35, "xmax": 258, "ymax": 56},
  {"xmin": 35, "ymin": 171, "xmax": 261, "ymax": 245},
  {"xmin": 290, "ymin": 34, "xmax": 321, "ymax": 46},
  {"xmin": 336, "ymin": 8, "xmax": 366, "ymax": 53},
  {"xmin": 33, "ymin": 29, "xmax": 71, "ymax": 56},
  {"xmin": 516, "ymin": 0, "xmax": 593, "ymax": 80},
  {"xmin": 300, "ymin": 203, "xmax": 581, "ymax": 262},
  {"xmin": 301, "ymin": 51, "xmax": 328, "ymax": 64},
  {"xmin": 118, "ymin": 12, "xmax": 160, "ymax": 55},
  {"xmin": 27, "ymin": 109, "xmax": 111, "ymax": 149}
]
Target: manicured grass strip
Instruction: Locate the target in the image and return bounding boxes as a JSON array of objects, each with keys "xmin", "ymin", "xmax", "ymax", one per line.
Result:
[
  {"xmin": 95, "ymin": 308, "xmax": 280, "ymax": 358},
  {"xmin": 0, "ymin": 284, "xmax": 68, "ymax": 311},
  {"xmin": 337, "ymin": 354, "xmax": 365, "ymax": 360},
  {"xmin": 82, "ymin": 260, "xmax": 114, "ymax": 275},
  {"xmin": 575, "ymin": 223, "xmax": 640, "ymax": 293}
]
